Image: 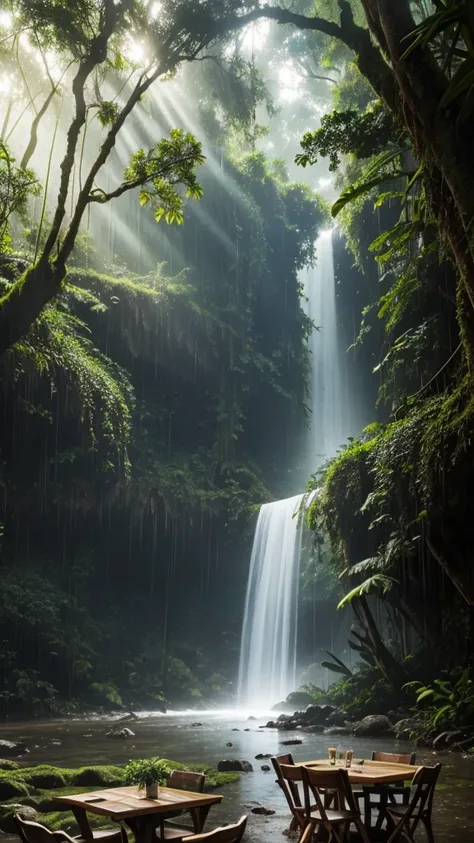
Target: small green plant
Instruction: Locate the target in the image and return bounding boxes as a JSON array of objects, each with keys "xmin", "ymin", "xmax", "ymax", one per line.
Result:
[
  {"xmin": 404, "ymin": 668, "xmax": 474, "ymax": 732},
  {"xmin": 124, "ymin": 758, "xmax": 170, "ymax": 789}
]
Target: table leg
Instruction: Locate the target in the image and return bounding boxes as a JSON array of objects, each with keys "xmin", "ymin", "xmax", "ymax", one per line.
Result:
[
  {"xmin": 189, "ymin": 804, "xmax": 211, "ymax": 834},
  {"xmin": 71, "ymin": 807, "xmax": 94, "ymax": 839},
  {"xmin": 124, "ymin": 814, "xmax": 163, "ymax": 843}
]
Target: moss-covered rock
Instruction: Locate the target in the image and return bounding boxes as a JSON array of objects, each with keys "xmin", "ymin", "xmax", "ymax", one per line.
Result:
[
  {"xmin": 69, "ymin": 766, "xmax": 124, "ymax": 787},
  {"xmin": 0, "ymin": 776, "xmax": 30, "ymax": 801},
  {"xmin": 0, "ymin": 759, "xmax": 20, "ymax": 771},
  {"xmin": 0, "ymin": 802, "xmax": 38, "ymax": 833},
  {"xmin": 19, "ymin": 766, "xmax": 66, "ymax": 790}
]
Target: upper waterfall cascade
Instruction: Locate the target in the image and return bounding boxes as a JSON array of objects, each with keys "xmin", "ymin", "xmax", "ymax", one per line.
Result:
[{"xmin": 238, "ymin": 231, "xmax": 355, "ymax": 708}]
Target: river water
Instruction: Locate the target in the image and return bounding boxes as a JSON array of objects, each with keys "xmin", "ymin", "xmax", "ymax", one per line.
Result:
[{"xmin": 1, "ymin": 710, "xmax": 473, "ymax": 842}]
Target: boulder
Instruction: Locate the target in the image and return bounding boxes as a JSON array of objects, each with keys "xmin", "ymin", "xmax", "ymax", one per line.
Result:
[
  {"xmin": 393, "ymin": 717, "xmax": 420, "ymax": 739},
  {"xmin": 271, "ymin": 700, "xmax": 296, "ymax": 713},
  {"xmin": 301, "ymin": 725, "xmax": 324, "ymax": 733},
  {"xmin": 191, "ymin": 722, "xmax": 203, "ymax": 727},
  {"xmin": 0, "ymin": 803, "xmax": 38, "ymax": 834},
  {"xmin": 324, "ymin": 726, "xmax": 353, "ymax": 736},
  {"xmin": 355, "ymin": 715, "xmax": 394, "ymax": 737},
  {"xmin": 286, "ymin": 691, "xmax": 314, "ymax": 708},
  {"xmin": 217, "ymin": 760, "xmax": 253, "ymax": 772},
  {"xmin": 251, "ymin": 805, "xmax": 275, "ymax": 815},
  {"xmin": 105, "ymin": 726, "xmax": 135, "ymax": 738},
  {"xmin": 300, "ymin": 704, "xmax": 336, "ymax": 726},
  {"xmin": 255, "ymin": 754, "xmax": 271, "ymax": 760},
  {"xmin": 247, "ymin": 716, "xmax": 257, "ymax": 721},
  {"xmin": 264, "ymin": 721, "xmax": 277, "ymax": 729},
  {"xmin": 277, "ymin": 714, "xmax": 291, "ymax": 722},
  {"xmin": 71, "ymin": 766, "xmax": 124, "ymax": 787},
  {"xmin": 260, "ymin": 765, "xmax": 271, "ymax": 772},
  {"xmin": 326, "ymin": 710, "xmax": 346, "ymax": 727},
  {"xmin": 21, "ymin": 767, "xmax": 66, "ymax": 789},
  {"xmin": 0, "ymin": 739, "xmax": 27, "ymax": 756},
  {"xmin": 281, "ymin": 739, "xmax": 302, "ymax": 746},
  {"xmin": 0, "ymin": 759, "xmax": 19, "ymax": 771},
  {"xmin": 0, "ymin": 778, "xmax": 30, "ymax": 801}
]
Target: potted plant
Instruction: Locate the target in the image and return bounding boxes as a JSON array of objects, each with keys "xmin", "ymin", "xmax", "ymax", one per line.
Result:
[{"xmin": 125, "ymin": 758, "xmax": 168, "ymax": 799}]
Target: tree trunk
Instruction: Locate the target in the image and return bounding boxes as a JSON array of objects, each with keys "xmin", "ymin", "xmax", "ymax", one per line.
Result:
[
  {"xmin": 0, "ymin": 259, "xmax": 65, "ymax": 355},
  {"xmin": 355, "ymin": 596, "xmax": 406, "ymax": 689}
]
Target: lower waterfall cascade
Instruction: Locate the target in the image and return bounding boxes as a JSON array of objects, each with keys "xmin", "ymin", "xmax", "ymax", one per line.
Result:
[{"xmin": 238, "ymin": 230, "xmax": 356, "ymax": 708}]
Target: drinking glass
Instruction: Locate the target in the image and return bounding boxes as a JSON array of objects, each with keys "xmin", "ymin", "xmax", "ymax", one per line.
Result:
[{"xmin": 328, "ymin": 747, "xmax": 336, "ymax": 766}]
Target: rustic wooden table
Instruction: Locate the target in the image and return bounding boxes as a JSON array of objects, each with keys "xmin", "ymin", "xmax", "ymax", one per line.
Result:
[
  {"xmin": 296, "ymin": 758, "xmax": 418, "ymax": 785},
  {"xmin": 55, "ymin": 785, "xmax": 223, "ymax": 843}
]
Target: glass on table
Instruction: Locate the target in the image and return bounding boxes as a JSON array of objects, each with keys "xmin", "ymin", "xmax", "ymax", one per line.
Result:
[
  {"xmin": 345, "ymin": 750, "xmax": 353, "ymax": 768},
  {"xmin": 328, "ymin": 747, "xmax": 336, "ymax": 766}
]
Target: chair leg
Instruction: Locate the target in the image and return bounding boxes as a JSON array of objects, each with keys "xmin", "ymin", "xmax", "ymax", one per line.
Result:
[
  {"xmin": 354, "ymin": 817, "xmax": 371, "ymax": 843},
  {"xmin": 422, "ymin": 815, "xmax": 435, "ymax": 843},
  {"xmin": 299, "ymin": 822, "xmax": 315, "ymax": 843}
]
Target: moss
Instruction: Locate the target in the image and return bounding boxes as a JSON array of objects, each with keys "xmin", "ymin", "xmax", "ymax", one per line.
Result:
[
  {"xmin": 68, "ymin": 766, "xmax": 125, "ymax": 787},
  {"xmin": 0, "ymin": 760, "xmax": 236, "ymax": 835},
  {"xmin": 0, "ymin": 760, "xmax": 19, "ymax": 771},
  {"xmin": 0, "ymin": 775, "xmax": 30, "ymax": 800},
  {"xmin": 19, "ymin": 766, "xmax": 66, "ymax": 790}
]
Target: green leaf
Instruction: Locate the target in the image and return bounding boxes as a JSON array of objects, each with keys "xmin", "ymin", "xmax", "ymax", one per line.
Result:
[
  {"xmin": 321, "ymin": 661, "xmax": 352, "ymax": 676},
  {"xmin": 331, "ymin": 171, "xmax": 406, "ymax": 217},
  {"xmin": 416, "ymin": 689, "xmax": 435, "ymax": 702}
]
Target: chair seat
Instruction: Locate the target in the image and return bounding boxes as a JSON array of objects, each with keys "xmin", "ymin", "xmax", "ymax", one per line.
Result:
[
  {"xmin": 75, "ymin": 832, "xmax": 124, "ymax": 843},
  {"xmin": 155, "ymin": 827, "xmax": 194, "ymax": 841},
  {"xmin": 310, "ymin": 809, "xmax": 359, "ymax": 824}
]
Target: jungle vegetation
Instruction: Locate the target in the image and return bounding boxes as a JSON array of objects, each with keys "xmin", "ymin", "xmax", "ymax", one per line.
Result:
[{"xmin": 1, "ymin": 0, "xmax": 474, "ymax": 743}]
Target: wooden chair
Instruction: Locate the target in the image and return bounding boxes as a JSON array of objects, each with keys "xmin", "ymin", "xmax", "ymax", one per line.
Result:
[
  {"xmin": 156, "ymin": 770, "xmax": 206, "ymax": 841},
  {"xmin": 184, "ymin": 816, "xmax": 247, "ymax": 843},
  {"xmin": 15, "ymin": 815, "xmax": 127, "ymax": 843},
  {"xmin": 271, "ymin": 755, "xmax": 301, "ymax": 833},
  {"xmin": 385, "ymin": 764, "xmax": 441, "ymax": 843},
  {"xmin": 362, "ymin": 750, "xmax": 417, "ymax": 836},
  {"xmin": 299, "ymin": 766, "xmax": 371, "ymax": 843}
]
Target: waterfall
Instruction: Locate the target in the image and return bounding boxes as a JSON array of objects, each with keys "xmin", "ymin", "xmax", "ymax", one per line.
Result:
[
  {"xmin": 303, "ymin": 229, "xmax": 352, "ymax": 465},
  {"xmin": 238, "ymin": 230, "xmax": 353, "ymax": 708},
  {"xmin": 237, "ymin": 493, "xmax": 306, "ymax": 708}
]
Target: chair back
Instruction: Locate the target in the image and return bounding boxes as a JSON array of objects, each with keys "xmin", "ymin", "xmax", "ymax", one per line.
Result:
[
  {"xmin": 390, "ymin": 764, "xmax": 441, "ymax": 841},
  {"xmin": 185, "ymin": 816, "xmax": 247, "ymax": 843},
  {"xmin": 168, "ymin": 770, "xmax": 206, "ymax": 792},
  {"xmin": 15, "ymin": 817, "xmax": 75, "ymax": 843},
  {"xmin": 301, "ymin": 767, "xmax": 358, "ymax": 822},
  {"xmin": 277, "ymin": 763, "xmax": 307, "ymax": 830},
  {"xmin": 372, "ymin": 751, "xmax": 416, "ymax": 765},
  {"xmin": 271, "ymin": 756, "xmax": 301, "ymax": 808}
]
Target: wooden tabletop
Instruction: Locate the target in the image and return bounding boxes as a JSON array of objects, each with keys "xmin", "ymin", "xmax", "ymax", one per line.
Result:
[
  {"xmin": 55, "ymin": 786, "xmax": 223, "ymax": 820},
  {"xmin": 296, "ymin": 759, "xmax": 418, "ymax": 785}
]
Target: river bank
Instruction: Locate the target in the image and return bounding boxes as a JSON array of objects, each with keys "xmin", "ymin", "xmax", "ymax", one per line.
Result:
[{"xmin": 1, "ymin": 710, "xmax": 474, "ymax": 842}]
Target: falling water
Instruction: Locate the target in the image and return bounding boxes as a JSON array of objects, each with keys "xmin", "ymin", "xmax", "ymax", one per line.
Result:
[
  {"xmin": 238, "ymin": 230, "xmax": 354, "ymax": 708},
  {"xmin": 303, "ymin": 228, "xmax": 353, "ymax": 465},
  {"xmin": 237, "ymin": 493, "xmax": 307, "ymax": 708}
]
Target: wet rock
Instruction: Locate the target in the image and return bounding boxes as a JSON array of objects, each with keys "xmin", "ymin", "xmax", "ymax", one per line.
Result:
[
  {"xmin": 0, "ymin": 739, "xmax": 27, "ymax": 756},
  {"xmin": 105, "ymin": 726, "xmax": 135, "ymax": 739},
  {"xmin": 243, "ymin": 728, "xmax": 250, "ymax": 732},
  {"xmin": 260, "ymin": 765, "xmax": 271, "ymax": 772},
  {"xmin": 278, "ymin": 713, "xmax": 291, "ymax": 722},
  {"xmin": 324, "ymin": 726, "xmax": 353, "ymax": 736},
  {"xmin": 281, "ymin": 739, "xmax": 302, "ymax": 746},
  {"xmin": 355, "ymin": 715, "xmax": 394, "ymax": 737},
  {"xmin": 0, "ymin": 804, "xmax": 38, "ymax": 833},
  {"xmin": 255, "ymin": 754, "xmax": 272, "ymax": 760},
  {"xmin": 265, "ymin": 721, "xmax": 277, "ymax": 729},
  {"xmin": 271, "ymin": 700, "xmax": 296, "ymax": 713},
  {"xmin": 251, "ymin": 805, "xmax": 275, "ymax": 815},
  {"xmin": 301, "ymin": 725, "xmax": 324, "ymax": 733},
  {"xmin": 286, "ymin": 691, "xmax": 314, "ymax": 708},
  {"xmin": 217, "ymin": 760, "xmax": 253, "ymax": 772},
  {"xmin": 117, "ymin": 712, "xmax": 139, "ymax": 723},
  {"xmin": 226, "ymin": 742, "xmax": 233, "ymax": 747},
  {"xmin": 326, "ymin": 710, "xmax": 346, "ymax": 727},
  {"xmin": 191, "ymin": 722, "xmax": 203, "ymax": 727},
  {"xmin": 247, "ymin": 716, "xmax": 257, "ymax": 721},
  {"xmin": 232, "ymin": 728, "xmax": 240, "ymax": 732}
]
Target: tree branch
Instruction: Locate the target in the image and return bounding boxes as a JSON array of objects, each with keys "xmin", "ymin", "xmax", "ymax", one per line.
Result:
[{"xmin": 87, "ymin": 154, "xmax": 199, "ymax": 204}]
